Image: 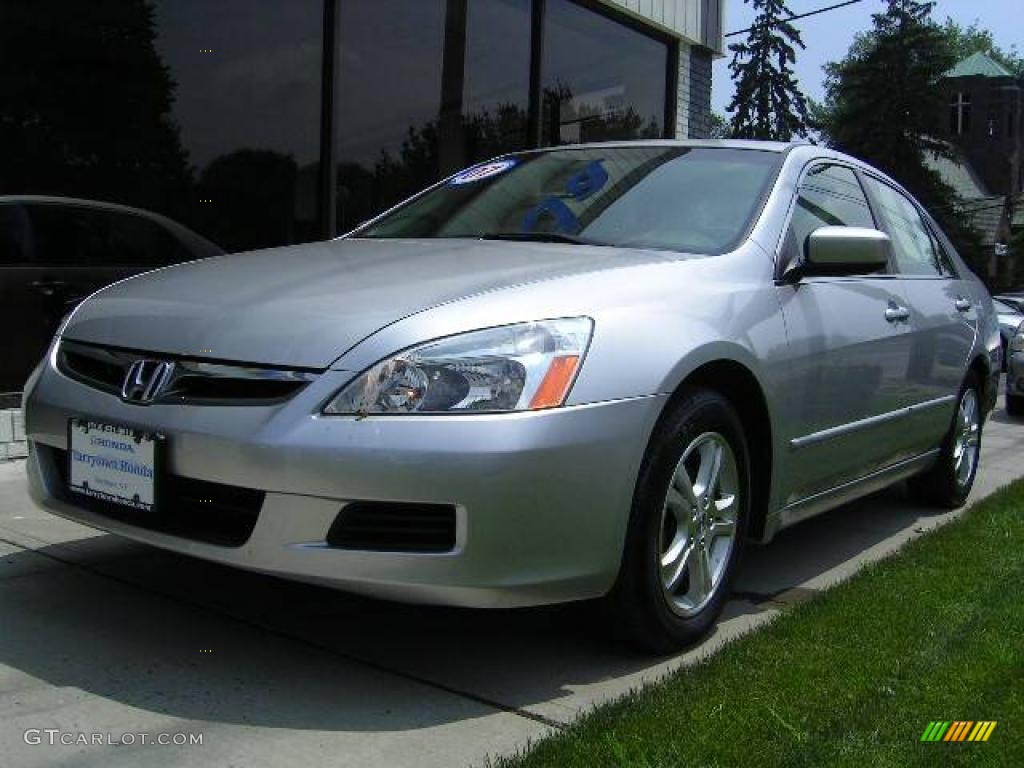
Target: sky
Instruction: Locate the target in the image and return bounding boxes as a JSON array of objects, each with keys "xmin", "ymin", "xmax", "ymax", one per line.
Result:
[{"xmin": 711, "ymin": 0, "xmax": 1024, "ymax": 116}]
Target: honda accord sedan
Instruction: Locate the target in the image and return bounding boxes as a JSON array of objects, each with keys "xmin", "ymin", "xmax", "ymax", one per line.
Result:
[{"xmin": 22, "ymin": 141, "xmax": 1000, "ymax": 651}]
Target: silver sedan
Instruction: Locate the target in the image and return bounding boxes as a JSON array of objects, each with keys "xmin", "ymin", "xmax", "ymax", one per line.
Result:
[{"xmin": 22, "ymin": 141, "xmax": 1001, "ymax": 651}]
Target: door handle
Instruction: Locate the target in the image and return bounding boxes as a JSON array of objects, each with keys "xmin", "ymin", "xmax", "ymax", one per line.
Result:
[
  {"xmin": 954, "ymin": 297, "xmax": 972, "ymax": 312},
  {"xmin": 885, "ymin": 305, "xmax": 910, "ymax": 323},
  {"xmin": 29, "ymin": 279, "xmax": 68, "ymax": 297}
]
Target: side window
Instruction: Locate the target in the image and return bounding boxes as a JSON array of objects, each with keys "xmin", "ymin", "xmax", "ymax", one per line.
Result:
[
  {"xmin": 27, "ymin": 204, "xmax": 82, "ymax": 266},
  {"xmin": 864, "ymin": 178, "xmax": 946, "ymax": 277},
  {"xmin": 0, "ymin": 204, "xmax": 34, "ymax": 264},
  {"xmin": 788, "ymin": 164, "xmax": 876, "ymax": 264},
  {"xmin": 101, "ymin": 212, "xmax": 194, "ymax": 267},
  {"xmin": 29, "ymin": 205, "xmax": 190, "ymax": 268}
]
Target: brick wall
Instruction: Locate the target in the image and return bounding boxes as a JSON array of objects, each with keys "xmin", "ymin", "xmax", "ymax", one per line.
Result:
[
  {"xmin": 687, "ymin": 46, "xmax": 713, "ymax": 139},
  {"xmin": 673, "ymin": 43, "xmax": 714, "ymax": 140},
  {"xmin": 0, "ymin": 408, "xmax": 27, "ymax": 461},
  {"xmin": 675, "ymin": 44, "xmax": 692, "ymax": 139}
]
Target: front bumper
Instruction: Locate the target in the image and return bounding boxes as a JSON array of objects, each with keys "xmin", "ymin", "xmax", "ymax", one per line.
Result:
[{"xmin": 24, "ymin": 357, "xmax": 663, "ymax": 607}]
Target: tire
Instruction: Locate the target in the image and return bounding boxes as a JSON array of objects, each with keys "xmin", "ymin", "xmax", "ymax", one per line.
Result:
[
  {"xmin": 1008, "ymin": 394, "xmax": 1024, "ymax": 419},
  {"xmin": 908, "ymin": 373, "xmax": 983, "ymax": 509},
  {"xmin": 610, "ymin": 389, "xmax": 750, "ymax": 653}
]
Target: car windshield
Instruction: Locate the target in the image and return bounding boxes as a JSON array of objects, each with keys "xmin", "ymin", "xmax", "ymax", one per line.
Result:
[{"xmin": 353, "ymin": 146, "xmax": 782, "ymax": 255}]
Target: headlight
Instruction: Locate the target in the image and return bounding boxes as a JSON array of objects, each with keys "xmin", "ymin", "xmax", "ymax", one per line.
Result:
[{"xmin": 323, "ymin": 318, "xmax": 593, "ymax": 415}]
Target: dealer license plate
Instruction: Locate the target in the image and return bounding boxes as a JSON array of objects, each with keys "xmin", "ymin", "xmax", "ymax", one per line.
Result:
[{"xmin": 68, "ymin": 418, "xmax": 161, "ymax": 512}]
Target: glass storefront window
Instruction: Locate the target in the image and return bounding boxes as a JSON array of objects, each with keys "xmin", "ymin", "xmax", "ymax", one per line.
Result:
[
  {"xmin": 333, "ymin": 0, "xmax": 670, "ymax": 234},
  {"xmin": 462, "ymin": 0, "xmax": 532, "ymax": 166},
  {"xmin": 335, "ymin": 0, "xmax": 447, "ymax": 232},
  {"xmin": 153, "ymin": 1, "xmax": 324, "ymax": 252},
  {"xmin": 540, "ymin": 0, "xmax": 669, "ymax": 146},
  {"xmin": 0, "ymin": 1, "xmax": 324, "ymax": 255},
  {"xmin": 3, "ymin": 0, "xmax": 675, "ymax": 244}
]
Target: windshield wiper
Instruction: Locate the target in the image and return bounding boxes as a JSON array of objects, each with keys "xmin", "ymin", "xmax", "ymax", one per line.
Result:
[{"xmin": 475, "ymin": 231, "xmax": 601, "ymax": 246}]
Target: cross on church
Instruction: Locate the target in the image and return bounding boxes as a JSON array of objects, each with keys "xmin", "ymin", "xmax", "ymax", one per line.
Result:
[{"xmin": 951, "ymin": 92, "xmax": 971, "ymax": 135}]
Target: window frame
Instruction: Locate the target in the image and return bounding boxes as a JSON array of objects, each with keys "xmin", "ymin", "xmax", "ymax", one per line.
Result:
[
  {"xmin": 0, "ymin": 202, "xmax": 34, "ymax": 266},
  {"xmin": 24, "ymin": 201, "xmax": 191, "ymax": 269},
  {"xmin": 950, "ymin": 91, "xmax": 972, "ymax": 136},
  {"xmin": 775, "ymin": 159, "xmax": 891, "ymax": 282},
  {"xmin": 536, "ymin": 0, "xmax": 679, "ymax": 147}
]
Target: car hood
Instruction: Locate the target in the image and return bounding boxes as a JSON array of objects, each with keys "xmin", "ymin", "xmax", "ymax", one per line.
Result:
[{"xmin": 62, "ymin": 237, "xmax": 673, "ymax": 369}]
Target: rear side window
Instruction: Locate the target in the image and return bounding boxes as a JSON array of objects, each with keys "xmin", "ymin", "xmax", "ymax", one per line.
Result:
[
  {"xmin": 29, "ymin": 205, "xmax": 192, "ymax": 268},
  {"xmin": 864, "ymin": 178, "xmax": 950, "ymax": 277},
  {"xmin": 0, "ymin": 204, "xmax": 34, "ymax": 265},
  {"xmin": 788, "ymin": 164, "xmax": 876, "ymax": 260}
]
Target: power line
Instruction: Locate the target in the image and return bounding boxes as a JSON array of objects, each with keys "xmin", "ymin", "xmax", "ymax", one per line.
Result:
[{"xmin": 724, "ymin": 0, "xmax": 869, "ymax": 39}]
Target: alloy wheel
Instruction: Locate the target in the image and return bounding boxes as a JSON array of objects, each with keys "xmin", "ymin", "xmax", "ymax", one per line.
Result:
[
  {"xmin": 953, "ymin": 388, "xmax": 980, "ymax": 489},
  {"xmin": 658, "ymin": 432, "xmax": 740, "ymax": 617}
]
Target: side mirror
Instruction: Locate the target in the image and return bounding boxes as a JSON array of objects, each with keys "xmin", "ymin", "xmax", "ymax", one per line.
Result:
[{"xmin": 794, "ymin": 226, "xmax": 892, "ymax": 279}]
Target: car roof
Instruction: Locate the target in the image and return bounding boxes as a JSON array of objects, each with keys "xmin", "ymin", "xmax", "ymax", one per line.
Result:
[
  {"xmin": 0, "ymin": 195, "xmax": 169, "ymax": 220},
  {"xmin": 506, "ymin": 140, "xmax": 899, "ymax": 187},
  {"xmin": 510, "ymin": 138, "xmax": 797, "ymax": 155},
  {"xmin": 0, "ymin": 195, "xmax": 224, "ymax": 254}
]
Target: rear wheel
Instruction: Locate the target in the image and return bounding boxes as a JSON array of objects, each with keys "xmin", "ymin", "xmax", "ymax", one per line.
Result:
[
  {"xmin": 610, "ymin": 390, "xmax": 750, "ymax": 653},
  {"xmin": 909, "ymin": 374, "xmax": 982, "ymax": 509}
]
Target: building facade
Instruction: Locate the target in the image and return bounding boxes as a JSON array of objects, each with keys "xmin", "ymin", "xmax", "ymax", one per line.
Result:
[
  {"xmin": 1, "ymin": 0, "xmax": 725, "ymax": 255},
  {"xmin": 0, "ymin": 0, "xmax": 724, "ymax": 437},
  {"xmin": 941, "ymin": 51, "xmax": 1023, "ymax": 198},
  {"xmin": 934, "ymin": 51, "xmax": 1024, "ymax": 286}
]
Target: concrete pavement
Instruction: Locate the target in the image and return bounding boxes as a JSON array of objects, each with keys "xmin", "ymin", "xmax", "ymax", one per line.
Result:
[{"xmin": 1, "ymin": 400, "xmax": 1022, "ymax": 767}]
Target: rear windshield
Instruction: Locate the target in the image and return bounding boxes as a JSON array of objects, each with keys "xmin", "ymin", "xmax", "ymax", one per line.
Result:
[{"xmin": 353, "ymin": 146, "xmax": 781, "ymax": 255}]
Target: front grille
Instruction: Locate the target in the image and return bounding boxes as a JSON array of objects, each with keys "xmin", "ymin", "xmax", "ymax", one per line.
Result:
[
  {"xmin": 52, "ymin": 448, "xmax": 263, "ymax": 547},
  {"xmin": 57, "ymin": 339, "xmax": 317, "ymax": 405},
  {"xmin": 327, "ymin": 502, "xmax": 457, "ymax": 553}
]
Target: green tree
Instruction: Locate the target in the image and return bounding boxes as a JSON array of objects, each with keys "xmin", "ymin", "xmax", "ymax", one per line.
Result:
[
  {"xmin": 817, "ymin": 1, "xmax": 988, "ymax": 277},
  {"xmin": 941, "ymin": 19, "xmax": 1024, "ymax": 76},
  {"xmin": 708, "ymin": 112, "xmax": 732, "ymax": 139},
  {"xmin": 0, "ymin": 0, "xmax": 191, "ymax": 215},
  {"xmin": 726, "ymin": 0, "xmax": 812, "ymax": 141}
]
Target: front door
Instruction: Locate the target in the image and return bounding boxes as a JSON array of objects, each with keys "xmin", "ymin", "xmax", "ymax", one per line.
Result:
[{"xmin": 774, "ymin": 163, "xmax": 918, "ymax": 505}]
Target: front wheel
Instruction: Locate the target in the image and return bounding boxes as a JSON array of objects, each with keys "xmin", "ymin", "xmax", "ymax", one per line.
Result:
[
  {"xmin": 909, "ymin": 374, "xmax": 983, "ymax": 509},
  {"xmin": 610, "ymin": 390, "xmax": 750, "ymax": 653}
]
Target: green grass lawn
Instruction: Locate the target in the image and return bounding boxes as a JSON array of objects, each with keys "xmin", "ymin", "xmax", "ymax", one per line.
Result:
[{"xmin": 495, "ymin": 481, "xmax": 1024, "ymax": 768}]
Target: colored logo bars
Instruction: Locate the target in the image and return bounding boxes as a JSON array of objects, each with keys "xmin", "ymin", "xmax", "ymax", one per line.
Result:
[{"xmin": 921, "ymin": 721, "xmax": 997, "ymax": 742}]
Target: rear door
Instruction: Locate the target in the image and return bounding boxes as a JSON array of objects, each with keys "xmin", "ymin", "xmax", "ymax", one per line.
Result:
[
  {"xmin": 775, "ymin": 163, "xmax": 918, "ymax": 504},
  {"xmin": 861, "ymin": 177, "xmax": 974, "ymax": 453}
]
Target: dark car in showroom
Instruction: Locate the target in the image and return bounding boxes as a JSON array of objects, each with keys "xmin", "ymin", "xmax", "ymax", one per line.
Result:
[{"xmin": 0, "ymin": 196, "xmax": 222, "ymax": 393}]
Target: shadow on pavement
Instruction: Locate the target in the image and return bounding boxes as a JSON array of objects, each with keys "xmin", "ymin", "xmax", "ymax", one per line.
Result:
[{"xmin": 0, "ymin": 478, "xmax": 952, "ymax": 731}]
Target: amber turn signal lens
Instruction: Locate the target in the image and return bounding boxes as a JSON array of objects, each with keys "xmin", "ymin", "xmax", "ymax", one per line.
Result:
[{"xmin": 529, "ymin": 355, "xmax": 581, "ymax": 409}]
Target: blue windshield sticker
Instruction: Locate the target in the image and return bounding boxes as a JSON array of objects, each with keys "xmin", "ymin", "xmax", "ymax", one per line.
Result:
[
  {"xmin": 450, "ymin": 159, "xmax": 517, "ymax": 185},
  {"xmin": 566, "ymin": 160, "xmax": 608, "ymax": 201}
]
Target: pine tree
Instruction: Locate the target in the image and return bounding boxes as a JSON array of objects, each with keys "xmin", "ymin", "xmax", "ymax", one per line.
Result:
[
  {"xmin": 726, "ymin": 0, "xmax": 812, "ymax": 141},
  {"xmin": 818, "ymin": 0, "xmax": 954, "ymax": 195}
]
